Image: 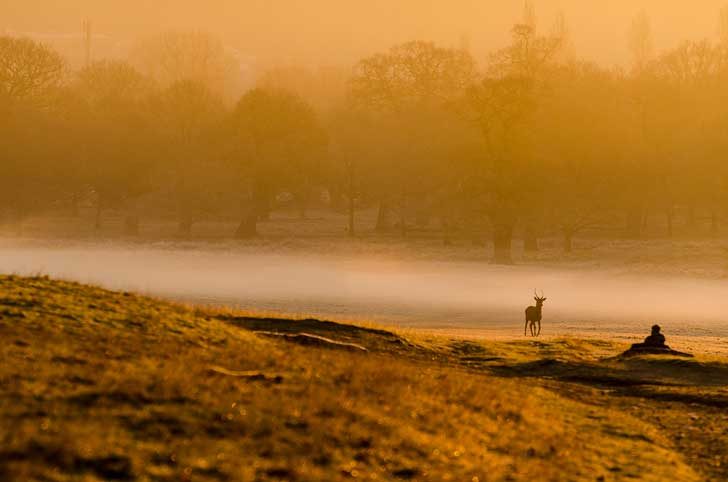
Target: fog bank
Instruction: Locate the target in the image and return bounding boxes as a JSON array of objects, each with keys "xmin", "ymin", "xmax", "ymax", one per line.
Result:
[{"xmin": 2, "ymin": 245, "xmax": 727, "ymax": 337}]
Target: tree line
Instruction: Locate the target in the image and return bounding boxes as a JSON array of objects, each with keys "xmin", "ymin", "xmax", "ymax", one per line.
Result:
[{"xmin": 3, "ymin": 7, "xmax": 728, "ymax": 263}]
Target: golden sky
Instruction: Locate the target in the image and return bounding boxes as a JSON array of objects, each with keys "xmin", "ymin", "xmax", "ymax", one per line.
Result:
[{"xmin": 1, "ymin": 1, "xmax": 725, "ymax": 66}]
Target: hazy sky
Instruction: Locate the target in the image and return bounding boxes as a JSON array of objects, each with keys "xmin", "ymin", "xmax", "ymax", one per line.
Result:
[{"xmin": 2, "ymin": 1, "xmax": 726, "ymax": 67}]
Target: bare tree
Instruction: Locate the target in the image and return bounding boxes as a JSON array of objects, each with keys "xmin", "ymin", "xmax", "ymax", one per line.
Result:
[
  {"xmin": 351, "ymin": 41, "xmax": 476, "ymax": 234},
  {"xmin": 0, "ymin": 36, "xmax": 65, "ymax": 106},
  {"xmin": 130, "ymin": 32, "xmax": 239, "ymax": 99},
  {"xmin": 229, "ymin": 88, "xmax": 325, "ymax": 238},
  {"xmin": 719, "ymin": 5, "xmax": 728, "ymax": 46},
  {"xmin": 74, "ymin": 60, "xmax": 156, "ymax": 234},
  {"xmin": 151, "ymin": 79, "xmax": 225, "ymax": 236},
  {"xmin": 351, "ymin": 40, "xmax": 475, "ymax": 111},
  {"xmin": 464, "ymin": 15, "xmax": 563, "ymax": 263},
  {"xmin": 629, "ymin": 11, "xmax": 654, "ymax": 74}
]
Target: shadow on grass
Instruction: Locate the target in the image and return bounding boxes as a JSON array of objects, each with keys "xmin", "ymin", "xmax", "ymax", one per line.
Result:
[
  {"xmin": 222, "ymin": 316, "xmax": 420, "ymax": 354},
  {"xmin": 0, "ymin": 441, "xmax": 133, "ymax": 481},
  {"xmin": 487, "ymin": 356, "xmax": 728, "ymax": 408}
]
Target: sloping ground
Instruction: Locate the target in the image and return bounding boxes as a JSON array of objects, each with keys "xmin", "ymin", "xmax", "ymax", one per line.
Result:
[{"xmin": 0, "ymin": 276, "xmax": 722, "ymax": 481}]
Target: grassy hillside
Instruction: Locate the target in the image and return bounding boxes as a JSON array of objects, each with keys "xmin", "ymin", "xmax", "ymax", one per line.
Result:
[{"xmin": 0, "ymin": 276, "xmax": 726, "ymax": 481}]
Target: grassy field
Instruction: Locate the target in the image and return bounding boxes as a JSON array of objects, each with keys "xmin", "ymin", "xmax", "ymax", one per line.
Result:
[{"xmin": 1, "ymin": 275, "xmax": 727, "ymax": 481}]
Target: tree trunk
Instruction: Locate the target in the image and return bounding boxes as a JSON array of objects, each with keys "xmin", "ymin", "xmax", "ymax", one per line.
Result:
[
  {"xmin": 625, "ymin": 207, "xmax": 643, "ymax": 238},
  {"xmin": 94, "ymin": 199, "xmax": 102, "ymax": 231},
  {"xmin": 492, "ymin": 223, "xmax": 514, "ymax": 264},
  {"xmin": 687, "ymin": 204, "xmax": 696, "ymax": 229},
  {"xmin": 70, "ymin": 191, "xmax": 79, "ymax": 218},
  {"xmin": 415, "ymin": 209, "xmax": 429, "ymax": 228},
  {"xmin": 124, "ymin": 197, "xmax": 139, "ymax": 236},
  {"xmin": 471, "ymin": 226, "xmax": 486, "ymax": 247},
  {"xmin": 256, "ymin": 183, "xmax": 271, "ymax": 221},
  {"xmin": 375, "ymin": 201, "xmax": 391, "ymax": 232},
  {"xmin": 235, "ymin": 212, "xmax": 258, "ymax": 239},
  {"xmin": 523, "ymin": 225, "xmax": 538, "ymax": 253},
  {"xmin": 178, "ymin": 214, "xmax": 193, "ymax": 237},
  {"xmin": 442, "ymin": 217, "xmax": 452, "ymax": 246},
  {"xmin": 347, "ymin": 195, "xmax": 355, "ymax": 237},
  {"xmin": 124, "ymin": 215, "xmax": 139, "ymax": 236},
  {"xmin": 398, "ymin": 192, "xmax": 408, "ymax": 238},
  {"xmin": 329, "ymin": 186, "xmax": 345, "ymax": 212},
  {"xmin": 14, "ymin": 207, "xmax": 24, "ymax": 237},
  {"xmin": 296, "ymin": 189, "xmax": 308, "ymax": 220},
  {"xmin": 563, "ymin": 229, "xmax": 573, "ymax": 253}
]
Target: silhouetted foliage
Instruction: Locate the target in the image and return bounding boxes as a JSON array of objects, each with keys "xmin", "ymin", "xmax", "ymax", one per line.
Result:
[{"xmin": 4, "ymin": 15, "xmax": 728, "ymax": 259}]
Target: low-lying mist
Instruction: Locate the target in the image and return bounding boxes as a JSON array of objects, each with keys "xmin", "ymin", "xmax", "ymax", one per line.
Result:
[{"xmin": 2, "ymin": 244, "xmax": 727, "ymax": 337}]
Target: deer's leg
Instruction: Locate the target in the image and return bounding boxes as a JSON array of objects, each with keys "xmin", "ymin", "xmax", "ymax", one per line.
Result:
[
  {"xmin": 525, "ymin": 319, "xmax": 529, "ymax": 337},
  {"xmin": 537, "ymin": 320, "xmax": 541, "ymax": 336}
]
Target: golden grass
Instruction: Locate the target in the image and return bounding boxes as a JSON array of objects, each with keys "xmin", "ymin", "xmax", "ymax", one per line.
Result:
[{"xmin": 1, "ymin": 275, "xmax": 725, "ymax": 480}]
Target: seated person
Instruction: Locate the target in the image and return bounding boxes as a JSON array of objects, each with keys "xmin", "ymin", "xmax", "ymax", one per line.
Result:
[
  {"xmin": 630, "ymin": 324, "xmax": 669, "ymax": 350},
  {"xmin": 622, "ymin": 325, "xmax": 692, "ymax": 357}
]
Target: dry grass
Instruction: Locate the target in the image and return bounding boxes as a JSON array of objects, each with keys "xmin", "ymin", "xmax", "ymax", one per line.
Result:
[{"xmin": 1, "ymin": 275, "xmax": 726, "ymax": 480}]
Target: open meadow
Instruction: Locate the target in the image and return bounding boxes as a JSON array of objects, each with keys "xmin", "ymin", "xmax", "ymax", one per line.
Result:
[
  {"xmin": 1, "ymin": 275, "xmax": 727, "ymax": 481},
  {"xmin": 6, "ymin": 3, "xmax": 728, "ymax": 478}
]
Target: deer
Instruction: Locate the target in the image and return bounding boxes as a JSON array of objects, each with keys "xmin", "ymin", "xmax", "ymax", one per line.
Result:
[{"xmin": 525, "ymin": 290, "xmax": 547, "ymax": 337}]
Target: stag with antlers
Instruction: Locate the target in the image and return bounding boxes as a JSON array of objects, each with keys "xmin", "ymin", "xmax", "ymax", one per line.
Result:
[{"xmin": 525, "ymin": 290, "xmax": 547, "ymax": 337}]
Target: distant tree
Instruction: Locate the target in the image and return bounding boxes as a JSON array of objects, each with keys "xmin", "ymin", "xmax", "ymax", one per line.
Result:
[
  {"xmin": 130, "ymin": 31, "xmax": 239, "ymax": 99},
  {"xmin": 0, "ymin": 38, "xmax": 65, "ymax": 228},
  {"xmin": 74, "ymin": 60, "xmax": 156, "ymax": 234},
  {"xmin": 150, "ymin": 79, "xmax": 226, "ymax": 236},
  {"xmin": 0, "ymin": 101, "xmax": 55, "ymax": 229},
  {"xmin": 615, "ymin": 11, "xmax": 657, "ymax": 238},
  {"xmin": 629, "ymin": 11, "xmax": 654, "ymax": 74},
  {"xmin": 351, "ymin": 40, "xmax": 475, "ymax": 111},
  {"xmin": 719, "ymin": 5, "xmax": 728, "ymax": 46},
  {"xmin": 258, "ymin": 65, "xmax": 350, "ymax": 114},
  {"xmin": 351, "ymin": 41, "xmax": 476, "ymax": 234},
  {"xmin": 229, "ymin": 88, "xmax": 325, "ymax": 238},
  {"xmin": 464, "ymin": 15, "xmax": 563, "ymax": 263},
  {"xmin": 551, "ymin": 11, "xmax": 576, "ymax": 63},
  {"xmin": 0, "ymin": 36, "xmax": 65, "ymax": 106},
  {"xmin": 328, "ymin": 104, "xmax": 371, "ymax": 236},
  {"xmin": 653, "ymin": 41, "xmax": 728, "ymax": 235},
  {"xmin": 536, "ymin": 62, "xmax": 623, "ymax": 251}
]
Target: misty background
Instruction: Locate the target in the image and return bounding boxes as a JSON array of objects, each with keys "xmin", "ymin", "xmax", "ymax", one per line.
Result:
[
  {"xmin": 4, "ymin": 0, "xmax": 728, "ymax": 342},
  {"xmin": 3, "ymin": 1, "xmax": 726, "ymax": 71},
  {"xmin": 3, "ymin": 244, "xmax": 728, "ymax": 338}
]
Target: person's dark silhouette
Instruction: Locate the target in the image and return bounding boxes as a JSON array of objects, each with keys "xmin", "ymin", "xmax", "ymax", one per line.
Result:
[
  {"xmin": 631, "ymin": 324, "xmax": 668, "ymax": 349},
  {"xmin": 621, "ymin": 324, "xmax": 693, "ymax": 357}
]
